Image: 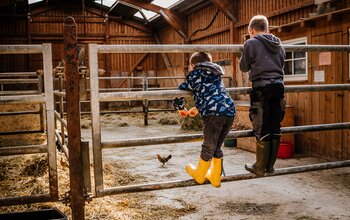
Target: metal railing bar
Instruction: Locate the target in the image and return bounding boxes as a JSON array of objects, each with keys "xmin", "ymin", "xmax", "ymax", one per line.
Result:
[
  {"xmin": 97, "ymin": 44, "xmax": 350, "ymax": 54},
  {"xmin": 0, "ymin": 130, "xmax": 44, "ymax": 135},
  {"xmin": 54, "ymin": 91, "xmax": 66, "ymax": 97},
  {"xmin": 98, "ymin": 84, "xmax": 350, "ymax": 102},
  {"xmin": 0, "ymin": 45, "xmax": 43, "ymax": 54},
  {"xmin": 0, "ymin": 94, "xmax": 45, "ymax": 104},
  {"xmin": 0, "ymin": 79, "xmax": 39, "ymax": 84},
  {"xmin": 0, "ymin": 90, "xmax": 40, "ymax": 96},
  {"xmin": 0, "ymin": 194, "xmax": 52, "ymax": 206},
  {"xmin": 54, "ymin": 110, "xmax": 67, "ymax": 128},
  {"xmin": 54, "ymin": 129, "xmax": 69, "ymax": 159},
  {"xmin": 0, "ymin": 110, "xmax": 41, "ymax": 116},
  {"xmin": 98, "ymin": 76, "xmax": 144, "ymax": 80},
  {"xmin": 0, "ymin": 72, "xmax": 38, "ymax": 77},
  {"xmin": 98, "ymin": 160, "xmax": 350, "ymax": 196},
  {"xmin": 101, "ymin": 122, "xmax": 350, "ymax": 149},
  {"xmin": 0, "ymin": 145, "xmax": 47, "ymax": 156}
]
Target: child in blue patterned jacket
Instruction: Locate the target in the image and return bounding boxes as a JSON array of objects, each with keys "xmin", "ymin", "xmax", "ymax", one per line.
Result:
[{"xmin": 179, "ymin": 52, "xmax": 236, "ymax": 188}]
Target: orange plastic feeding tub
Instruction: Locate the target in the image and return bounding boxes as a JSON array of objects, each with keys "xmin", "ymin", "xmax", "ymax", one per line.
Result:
[{"xmin": 277, "ymin": 141, "xmax": 294, "ymax": 159}]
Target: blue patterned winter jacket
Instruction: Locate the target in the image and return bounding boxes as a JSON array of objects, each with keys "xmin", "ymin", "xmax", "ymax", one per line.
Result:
[{"xmin": 179, "ymin": 62, "xmax": 236, "ymax": 117}]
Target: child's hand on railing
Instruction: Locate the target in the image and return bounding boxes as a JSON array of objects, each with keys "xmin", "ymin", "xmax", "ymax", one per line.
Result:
[{"xmin": 188, "ymin": 107, "xmax": 198, "ymax": 117}]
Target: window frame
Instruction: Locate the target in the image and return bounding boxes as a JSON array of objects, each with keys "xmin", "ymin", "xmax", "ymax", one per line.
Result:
[{"xmin": 283, "ymin": 37, "xmax": 308, "ymax": 82}]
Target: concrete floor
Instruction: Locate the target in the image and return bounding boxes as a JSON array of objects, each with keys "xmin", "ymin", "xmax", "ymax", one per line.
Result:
[{"xmin": 81, "ymin": 122, "xmax": 350, "ymax": 220}]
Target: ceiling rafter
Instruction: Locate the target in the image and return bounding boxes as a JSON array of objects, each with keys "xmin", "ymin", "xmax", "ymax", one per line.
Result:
[
  {"xmin": 119, "ymin": 0, "xmax": 187, "ymax": 38},
  {"xmin": 210, "ymin": 0, "xmax": 238, "ymax": 22}
]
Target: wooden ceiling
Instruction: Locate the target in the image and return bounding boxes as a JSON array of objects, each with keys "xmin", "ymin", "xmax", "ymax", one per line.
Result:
[{"xmin": 0, "ymin": 0, "xmax": 237, "ymax": 38}]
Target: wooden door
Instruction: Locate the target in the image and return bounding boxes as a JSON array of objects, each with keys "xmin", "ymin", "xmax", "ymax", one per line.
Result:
[{"xmin": 310, "ymin": 32, "xmax": 343, "ymax": 160}]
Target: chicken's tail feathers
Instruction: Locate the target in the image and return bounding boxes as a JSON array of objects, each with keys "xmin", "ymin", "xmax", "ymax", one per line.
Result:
[{"xmin": 167, "ymin": 155, "xmax": 172, "ymax": 160}]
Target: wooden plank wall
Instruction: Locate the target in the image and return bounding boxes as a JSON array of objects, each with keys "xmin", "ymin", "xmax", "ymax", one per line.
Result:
[
  {"xmin": 0, "ymin": 1, "xmax": 348, "ymax": 159},
  {"xmin": 157, "ymin": 5, "xmax": 234, "ymax": 88},
  {"xmin": 188, "ymin": 5, "xmax": 232, "ymax": 62},
  {"xmin": 0, "ymin": 19, "xmax": 29, "ymax": 72},
  {"xmin": 234, "ymin": 0, "xmax": 350, "ymax": 160},
  {"xmin": 0, "ymin": 5, "xmax": 157, "ymax": 83},
  {"xmin": 235, "ymin": 0, "xmax": 316, "ymax": 43}
]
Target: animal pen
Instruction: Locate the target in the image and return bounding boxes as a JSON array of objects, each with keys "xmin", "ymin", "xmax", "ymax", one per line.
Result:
[
  {"xmin": 0, "ymin": 12, "xmax": 350, "ymax": 220},
  {"xmin": 0, "ymin": 44, "xmax": 350, "ymax": 218}
]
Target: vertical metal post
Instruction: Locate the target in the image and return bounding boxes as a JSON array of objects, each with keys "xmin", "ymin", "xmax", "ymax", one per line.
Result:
[
  {"xmin": 37, "ymin": 72, "xmax": 45, "ymax": 132},
  {"xmin": 42, "ymin": 43, "xmax": 58, "ymax": 201},
  {"xmin": 64, "ymin": 17, "xmax": 85, "ymax": 219},
  {"xmin": 88, "ymin": 43, "xmax": 104, "ymax": 195},
  {"xmin": 142, "ymin": 75, "xmax": 149, "ymax": 126},
  {"xmin": 59, "ymin": 75, "xmax": 65, "ymax": 145},
  {"xmin": 128, "ymin": 73, "xmax": 132, "ymax": 106}
]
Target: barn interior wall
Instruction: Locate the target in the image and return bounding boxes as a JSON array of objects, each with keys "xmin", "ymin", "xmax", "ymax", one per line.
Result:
[
  {"xmin": 0, "ymin": 4, "xmax": 157, "ymax": 90},
  {"xmin": 234, "ymin": 0, "xmax": 350, "ymax": 160},
  {"xmin": 0, "ymin": 1, "xmax": 349, "ymax": 160},
  {"xmin": 157, "ymin": 4, "xmax": 234, "ymax": 88}
]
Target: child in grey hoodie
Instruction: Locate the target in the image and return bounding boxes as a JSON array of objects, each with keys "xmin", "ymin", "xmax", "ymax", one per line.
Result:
[{"xmin": 239, "ymin": 15, "xmax": 286, "ymax": 176}]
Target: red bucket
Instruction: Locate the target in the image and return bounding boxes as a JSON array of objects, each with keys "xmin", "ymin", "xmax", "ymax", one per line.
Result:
[{"xmin": 277, "ymin": 141, "xmax": 294, "ymax": 159}]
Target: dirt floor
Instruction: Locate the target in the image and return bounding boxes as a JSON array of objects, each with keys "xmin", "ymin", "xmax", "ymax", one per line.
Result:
[{"xmin": 0, "ymin": 112, "xmax": 349, "ymax": 219}]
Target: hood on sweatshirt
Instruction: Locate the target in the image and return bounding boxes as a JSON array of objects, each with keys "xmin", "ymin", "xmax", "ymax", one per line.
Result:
[
  {"xmin": 254, "ymin": 34, "xmax": 282, "ymax": 54},
  {"xmin": 194, "ymin": 61, "xmax": 224, "ymax": 76}
]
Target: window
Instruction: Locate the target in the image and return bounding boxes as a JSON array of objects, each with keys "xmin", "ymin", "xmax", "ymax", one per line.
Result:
[
  {"xmin": 29, "ymin": 0, "xmax": 43, "ymax": 4},
  {"xmin": 283, "ymin": 37, "xmax": 308, "ymax": 81},
  {"xmin": 152, "ymin": 0, "xmax": 182, "ymax": 8},
  {"xmin": 134, "ymin": 9, "xmax": 157, "ymax": 20},
  {"xmin": 94, "ymin": 0, "xmax": 115, "ymax": 7}
]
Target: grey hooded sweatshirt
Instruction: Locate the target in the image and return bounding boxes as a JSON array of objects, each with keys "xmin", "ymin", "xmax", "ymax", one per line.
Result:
[{"xmin": 239, "ymin": 34, "xmax": 285, "ymax": 87}]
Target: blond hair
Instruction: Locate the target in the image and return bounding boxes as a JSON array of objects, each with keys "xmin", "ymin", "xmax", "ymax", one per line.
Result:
[{"xmin": 248, "ymin": 15, "xmax": 269, "ymax": 32}]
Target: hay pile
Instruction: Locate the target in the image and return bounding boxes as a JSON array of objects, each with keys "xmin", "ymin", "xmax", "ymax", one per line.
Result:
[
  {"xmin": 0, "ymin": 152, "xmax": 196, "ymax": 219},
  {"xmin": 81, "ymin": 111, "xmax": 180, "ymax": 129},
  {"xmin": 180, "ymin": 114, "xmax": 203, "ymax": 131}
]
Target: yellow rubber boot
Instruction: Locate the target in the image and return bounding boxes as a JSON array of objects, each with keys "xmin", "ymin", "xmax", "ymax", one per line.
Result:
[
  {"xmin": 205, "ymin": 157, "xmax": 222, "ymax": 188},
  {"xmin": 186, "ymin": 158, "xmax": 211, "ymax": 184}
]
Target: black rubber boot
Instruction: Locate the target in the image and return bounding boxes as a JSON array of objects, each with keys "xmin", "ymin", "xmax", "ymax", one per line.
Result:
[
  {"xmin": 266, "ymin": 138, "xmax": 280, "ymax": 173},
  {"xmin": 245, "ymin": 140, "xmax": 271, "ymax": 176}
]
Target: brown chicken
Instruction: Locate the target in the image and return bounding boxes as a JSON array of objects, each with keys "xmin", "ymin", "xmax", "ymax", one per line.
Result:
[{"xmin": 156, "ymin": 154, "xmax": 172, "ymax": 166}]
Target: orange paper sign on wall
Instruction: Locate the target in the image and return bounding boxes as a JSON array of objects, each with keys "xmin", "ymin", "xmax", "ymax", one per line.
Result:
[{"xmin": 319, "ymin": 52, "xmax": 331, "ymax": 66}]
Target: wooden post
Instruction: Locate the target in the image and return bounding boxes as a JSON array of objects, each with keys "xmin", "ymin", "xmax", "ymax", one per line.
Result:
[
  {"xmin": 42, "ymin": 43, "xmax": 59, "ymax": 201},
  {"xmin": 63, "ymin": 17, "xmax": 85, "ymax": 220}
]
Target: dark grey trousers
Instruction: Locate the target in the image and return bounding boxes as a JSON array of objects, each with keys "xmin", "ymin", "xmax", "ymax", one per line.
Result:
[
  {"xmin": 250, "ymin": 83, "xmax": 285, "ymax": 141},
  {"xmin": 200, "ymin": 115, "xmax": 234, "ymax": 161}
]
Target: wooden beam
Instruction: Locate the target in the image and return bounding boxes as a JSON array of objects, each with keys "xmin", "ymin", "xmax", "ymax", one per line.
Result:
[
  {"xmin": 117, "ymin": 53, "xmax": 150, "ymax": 88},
  {"xmin": 158, "ymin": 9, "xmax": 187, "ymax": 38},
  {"xmin": 210, "ymin": 0, "xmax": 237, "ymax": 22},
  {"xmin": 300, "ymin": 20, "xmax": 315, "ymax": 28},
  {"xmin": 190, "ymin": 25, "xmax": 230, "ymax": 41},
  {"xmin": 120, "ymin": 0, "xmax": 187, "ymax": 38},
  {"xmin": 278, "ymin": 26, "xmax": 292, "ymax": 33},
  {"xmin": 121, "ymin": 0, "xmax": 162, "ymax": 13},
  {"xmin": 117, "ymin": 18, "xmax": 151, "ymax": 33},
  {"xmin": 154, "ymin": 33, "xmax": 178, "ymax": 87},
  {"xmin": 29, "ymin": 5, "xmax": 56, "ymax": 16}
]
